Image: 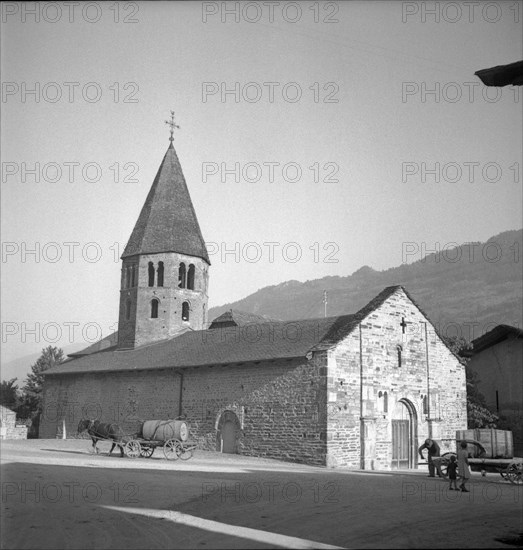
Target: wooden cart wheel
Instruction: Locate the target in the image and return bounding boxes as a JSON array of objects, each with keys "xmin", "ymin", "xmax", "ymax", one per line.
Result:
[
  {"xmin": 163, "ymin": 438, "xmax": 182, "ymax": 460},
  {"xmin": 124, "ymin": 440, "xmax": 142, "ymax": 459},
  {"xmin": 505, "ymin": 461, "xmax": 523, "ymax": 485},
  {"xmin": 179, "ymin": 446, "xmax": 193, "ymax": 461},
  {"xmin": 140, "ymin": 446, "xmax": 155, "ymax": 458}
]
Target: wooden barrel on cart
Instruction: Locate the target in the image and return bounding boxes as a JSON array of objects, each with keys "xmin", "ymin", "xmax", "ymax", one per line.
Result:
[
  {"xmin": 456, "ymin": 429, "xmax": 513, "ymax": 458},
  {"xmin": 142, "ymin": 420, "xmax": 189, "ymax": 442}
]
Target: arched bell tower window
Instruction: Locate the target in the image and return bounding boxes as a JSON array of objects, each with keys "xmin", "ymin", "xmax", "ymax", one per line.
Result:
[
  {"xmin": 182, "ymin": 301, "xmax": 190, "ymax": 322},
  {"xmin": 151, "ymin": 299, "xmax": 159, "ymax": 319},
  {"xmin": 187, "ymin": 264, "xmax": 195, "ymax": 290},
  {"xmin": 157, "ymin": 262, "xmax": 164, "ymax": 287},
  {"xmin": 148, "ymin": 262, "xmax": 155, "ymax": 287},
  {"xmin": 178, "ymin": 263, "xmax": 186, "ymax": 288},
  {"xmin": 125, "ymin": 300, "xmax": 131, "ymax": 320}
]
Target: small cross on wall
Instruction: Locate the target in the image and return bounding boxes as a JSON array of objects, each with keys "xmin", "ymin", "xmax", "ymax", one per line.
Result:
[{"xmin": 400, "ymin": 317, "xmax": 407, "ymax": 334}]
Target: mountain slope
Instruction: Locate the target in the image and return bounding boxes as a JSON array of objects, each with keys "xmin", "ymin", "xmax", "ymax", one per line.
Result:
[
  {"xmin": 4, "ymin": 230, "xmax": 520, "ymax": 382},
  {"xmin": 209, "ymin": 229, "xmax": 523, "ymax": 340}
]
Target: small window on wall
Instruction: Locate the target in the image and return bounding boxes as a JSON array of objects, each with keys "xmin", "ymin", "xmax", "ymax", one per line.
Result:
[
  {"xmin": 131, "ymin": 265, "xmax": 136, "ymax": 287},
  {"xmin": 157, "ymin": 261, "xmax": 164, "ymax": 287},
  {"xmin": 125, "ymin": 300, "xmax": 131, "ymax": 320},
  {"xmin": 151, "ymin": 299, "xmax": 159, "ymax": 319},
  {"xmin": 187, "ymin": 264, "xmax": 195, "ymax": 290},
  {"xmin": 148, "ymin": 262, "xmax": 155, "ymax": 287},
  {"xmin": 396, "ymin": 344, "xmax": 403, "ymax": 368},
  {"xmin": 182, "ymin": 301, "xmax": 190, "ymax": 321},
  {"xmin": 422, "ymin": 395, "xmax": 428, "ymax": 415},
  {"xmin": 125, "ymin": 266, "xmax": 131, "ymax": 289},
  {"xmin": 378, "ymin": 391, "xmax": 389, "ymax": 414}
]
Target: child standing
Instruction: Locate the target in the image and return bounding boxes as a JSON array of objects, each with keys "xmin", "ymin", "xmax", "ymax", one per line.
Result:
[
  {"xmin": 457, "ymin": 440, "xmax": 471, "ymax": 492},
  {"xmin": 447, "ymin": 455, "xmax": 459, "ymax": 490}
]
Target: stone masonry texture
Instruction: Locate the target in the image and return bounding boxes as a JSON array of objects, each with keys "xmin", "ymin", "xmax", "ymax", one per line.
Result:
[{"xmin": 41, "ymin": 288, "xmax": 467, "ymax": 469}]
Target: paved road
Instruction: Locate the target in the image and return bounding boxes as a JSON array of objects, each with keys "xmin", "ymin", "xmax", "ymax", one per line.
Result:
[{"xmin": 1, "ymin": 439, "xmax": 522, "ymax": 549}]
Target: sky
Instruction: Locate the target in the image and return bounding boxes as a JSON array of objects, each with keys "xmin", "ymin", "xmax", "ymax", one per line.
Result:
[{"xmin": 1, "ymin": 0, "xmax": 522, "ymax": 366}]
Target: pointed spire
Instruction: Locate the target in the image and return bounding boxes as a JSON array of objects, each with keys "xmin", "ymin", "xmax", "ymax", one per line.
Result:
[{"xmin": 122, "ymin": 137, "xmax": 210, "ymax": 264}]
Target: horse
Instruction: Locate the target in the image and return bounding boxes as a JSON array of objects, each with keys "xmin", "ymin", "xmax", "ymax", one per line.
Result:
[{"xmin": 77, "ymin": 419, "xmax": 125, "ymax": 457}]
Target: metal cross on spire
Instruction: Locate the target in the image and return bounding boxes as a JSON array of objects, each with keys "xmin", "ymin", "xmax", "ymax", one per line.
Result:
[{"xmin": 165, "ymin": 110, "xmax": 180, "ymax": 142}]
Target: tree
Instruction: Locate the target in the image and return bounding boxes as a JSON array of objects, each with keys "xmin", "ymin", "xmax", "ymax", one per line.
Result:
[
  {"xmin": 17, "ymin": 346, "xmax": 64, "ymax": 435},
  {"xmin": 0, "ymin": 378, "xmax": 20, "ymax": 409},
  {"xmin": 444, "ymin": 336, "xmax": 498, "ymax": 429}
]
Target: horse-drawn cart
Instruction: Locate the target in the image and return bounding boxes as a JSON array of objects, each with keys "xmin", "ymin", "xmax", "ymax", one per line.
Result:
[
  {"xmin": 78, "ymin": 418, "xmax": 197, "ymax": 460},
  {"xmin": 439, "ymin": 429, "xmax": 522, "ymax": 485},
  {"xmin": 123, "ymin": 419, "xmax": 198, "ymax": 460}
]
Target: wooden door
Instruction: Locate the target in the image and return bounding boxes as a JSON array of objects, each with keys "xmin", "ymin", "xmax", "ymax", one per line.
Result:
[
  {"xmin": 392, "ymin": 419, "xmax": 410, "ymax": 469},
  {"xmin": 221, "ymin": 420, "xmax": 237, "ymax": 454}
]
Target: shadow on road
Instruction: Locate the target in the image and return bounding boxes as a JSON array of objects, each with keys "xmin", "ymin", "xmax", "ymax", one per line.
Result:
[{"xmin": 2, "ymin": 454, "xmax": 521, "ymax": 549}]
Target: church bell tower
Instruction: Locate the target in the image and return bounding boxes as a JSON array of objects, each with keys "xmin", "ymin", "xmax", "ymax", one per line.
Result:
[{"xmin": 117, "ymin": 112, "xmax": 210, "ymax": 349}]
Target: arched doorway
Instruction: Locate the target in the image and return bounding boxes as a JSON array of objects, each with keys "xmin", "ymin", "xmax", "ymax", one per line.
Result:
[
  {"xmin": 391, "ymin": 398, "xmax": 418, "ymax": 469},
  {"xmin": 216, "ymin": 410, "xmax": 241, "ymax": 454}
]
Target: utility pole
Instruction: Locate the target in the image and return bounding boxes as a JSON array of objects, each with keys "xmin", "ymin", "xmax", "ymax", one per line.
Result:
[{"xmin": 323, "ymin": 290, "xmax": 328, "ymax": 317}]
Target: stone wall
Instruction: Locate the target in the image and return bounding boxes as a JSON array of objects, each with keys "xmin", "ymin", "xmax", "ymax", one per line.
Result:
[
  {"xmin": 40, "ymin": 356, "xmax": 328, "ymax": 465},
  {"xmin": 39, "ymin": 370, "xmax": 181, "ymax": 438},
  {"xmin": 181, "ymin": 355, "xmax": 327, "ymax": 464},
  {"xmin": 326, "ymin": 288, "xmax": 467, "ymax": 470},
  {"xmin": 0, "ymin": 406, "xmax": 27, "ymax": 440}
]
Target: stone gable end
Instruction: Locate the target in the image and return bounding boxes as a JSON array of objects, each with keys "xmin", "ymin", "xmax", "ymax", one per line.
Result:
[{"xmin": 326, "ymin": 287, "xmax": 467, "ymax": 470}]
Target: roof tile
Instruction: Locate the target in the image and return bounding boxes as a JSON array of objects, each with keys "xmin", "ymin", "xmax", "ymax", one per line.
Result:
[{"xmin": 122, "ymin": 144, "xmax": 210, "ymax": 263}]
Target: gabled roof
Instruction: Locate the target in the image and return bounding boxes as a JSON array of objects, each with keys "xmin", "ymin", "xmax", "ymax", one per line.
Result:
[
  {"xmin": 45, "ymin": 315, "xmax": 355, "ymax": 375},
  {"xmin": 209, "ymin": 309, "xmax": 279, "ymax": 329},
  {"xmin": 45, "ymin": 285, "xmax": 460, "ymax": 376},
  {"xmin": 122, "ymin": 144, "xmax": 210, "ymax": 264},
  {"xmin": 471, "ymin": 324, "xmax": 523, "ymax": 354},
  {"xmin": 310, "ymin": 285, "xmax": 401, "ymax": 351}
]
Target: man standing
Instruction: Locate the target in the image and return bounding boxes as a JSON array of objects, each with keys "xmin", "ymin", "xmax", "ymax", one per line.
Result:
[{"xmin": 418, "ymin": 438, "xmax": 446, "ymax": 477}]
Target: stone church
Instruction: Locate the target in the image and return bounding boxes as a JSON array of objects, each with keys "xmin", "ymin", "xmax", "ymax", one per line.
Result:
[{"xmin": 41, "ymin": 128, "xmax": 467, "ymax": 469}]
